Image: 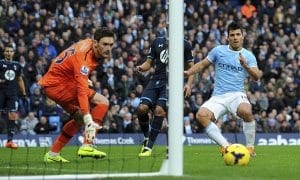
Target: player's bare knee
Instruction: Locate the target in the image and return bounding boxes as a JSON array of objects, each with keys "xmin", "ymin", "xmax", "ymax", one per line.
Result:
[
  {"xmin": 238, "ymin": 109, "xmax": 253, "ymax": 122},
  {"xmin": 8, "ymin": 112, "xmax": 17, "ymax": 120},
  {"xmin": 101, "ymin": 98, "xmax": 109, "ymax": 106},
  {"xmin": 92, "ymin": 93, "xmax": 109, "ymax": 105},
  {"xmin": 154, "ymin": 106, "xmax": 166, "ymax": 117},
  {"xmin": 137, "ymin": 104, "xmax": 149, "ymax": 124},
  {"xmin": 95, "ymin": 98, "xmax": 109, "ymax": 106},
  {"xmin": 196, "ymin": 109, "xmax": 214, "ymax": 127},
  {"xmin": 243, "ymin": 113, "xmax": 254, "ymax": 122},
  {"xmin": 137, "ymin": 104, "xmax": 149, "ymax": 115}
]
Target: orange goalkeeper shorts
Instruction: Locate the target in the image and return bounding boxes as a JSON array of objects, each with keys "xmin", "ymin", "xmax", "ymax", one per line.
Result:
[{"xmin": 43, "ymin": 84, "xmax": 96, "ymax": 114}]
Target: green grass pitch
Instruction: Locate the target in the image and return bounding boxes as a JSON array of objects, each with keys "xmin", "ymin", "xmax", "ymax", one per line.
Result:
[{"xmin": 0, "ymin": 145, "xmax": 299, "ymax": 179}]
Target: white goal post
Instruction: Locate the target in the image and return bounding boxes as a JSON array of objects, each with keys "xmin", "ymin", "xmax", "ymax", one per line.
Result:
[{"xmin": 167, "ymin": 0, "xmax": 184, "ymax": 176}]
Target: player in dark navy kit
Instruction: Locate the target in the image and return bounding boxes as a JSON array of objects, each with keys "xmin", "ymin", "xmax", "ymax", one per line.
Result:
[
  {"xmin": 136, "ymin": 37, "xmax": 194, "ymax": 157},
  {"xmin": 0, "ymin": 44, "xmax": 27, "ymax": 149}
]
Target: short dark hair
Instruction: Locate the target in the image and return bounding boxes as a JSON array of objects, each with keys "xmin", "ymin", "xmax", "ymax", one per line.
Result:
[
  {"xmin": 227, "ymin": 22, "xmax": 243, "ymax": 35},
  {"xmin": 4, "ymin": 43, "xmax": 14, "ymax": 49},
  {"xmin": 93, "ymin": 27, "xmax": 114, "ymax": 41}
]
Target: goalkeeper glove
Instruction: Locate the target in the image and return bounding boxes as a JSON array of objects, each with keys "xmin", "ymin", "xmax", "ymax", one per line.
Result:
[{"xmin": 83, "ymin": 114, "xmax": 101, "ymax": 143}]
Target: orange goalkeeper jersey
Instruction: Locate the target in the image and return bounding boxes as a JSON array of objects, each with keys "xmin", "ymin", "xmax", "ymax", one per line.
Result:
[{"xmin": 38, "ymin": 39, "xmax": 98, "ymax": 114}]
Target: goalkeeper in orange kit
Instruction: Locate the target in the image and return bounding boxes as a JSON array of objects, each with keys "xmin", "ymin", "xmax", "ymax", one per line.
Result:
[{"xmin": 39, "ymin": 28, "xmax": 115, "ymax": 162}]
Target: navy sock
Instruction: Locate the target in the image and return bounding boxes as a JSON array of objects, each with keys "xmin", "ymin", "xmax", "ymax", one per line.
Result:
[
  {"xmin": 138, "ymin": 113, "xmax": 150, "ymax": 138},
  {"xmin": 7, "ymin": 120, "xmax": 15, "ymax": 141},
  {"xmin": 147, "ymin": 116, "xmax": 164, "ymax": 149}
]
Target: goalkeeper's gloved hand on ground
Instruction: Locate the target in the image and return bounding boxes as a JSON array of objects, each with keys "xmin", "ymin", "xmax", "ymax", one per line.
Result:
[{"xmin": 83, "ymin": 114, "xmax": 101, "ymax": 143}]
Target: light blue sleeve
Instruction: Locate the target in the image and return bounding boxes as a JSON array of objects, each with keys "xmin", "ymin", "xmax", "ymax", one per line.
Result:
[
  {"xmin": 207, "ymin": 46, "xmax": 220, "ymax": 64},
  {"xmin": 244, "ymin": 50, "xmax": 257, "ymax": 68}
]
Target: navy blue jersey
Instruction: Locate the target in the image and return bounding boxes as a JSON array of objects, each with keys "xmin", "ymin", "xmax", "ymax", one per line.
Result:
[
  {"xmin": 0, "ymin": 59, "xmax": 23, "ymax": 93},
  {"xmin": 147, "ymin": 37, "xmax": 194, "ymax": 80}
]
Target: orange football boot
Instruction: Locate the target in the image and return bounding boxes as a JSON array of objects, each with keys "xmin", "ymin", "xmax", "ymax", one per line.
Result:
[{"xmin": 5, "ymin": 141, "xmax": 18, "ymax": 149}]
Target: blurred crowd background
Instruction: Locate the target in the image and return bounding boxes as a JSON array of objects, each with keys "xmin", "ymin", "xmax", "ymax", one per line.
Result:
[{"xmin": 0, "ymin": 0, "xmax": 299, "ymax": 135}]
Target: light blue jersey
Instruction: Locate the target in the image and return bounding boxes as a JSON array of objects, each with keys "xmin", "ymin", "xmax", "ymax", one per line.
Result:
[{"xmin": 207, "ymin": 45, "xmax": 257, "ymax": 96}]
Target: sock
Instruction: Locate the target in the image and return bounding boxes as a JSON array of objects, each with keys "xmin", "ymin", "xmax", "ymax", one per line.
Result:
[
  {"xmin": 7, "ymin": 120, "xmax": 15, "ymax": 142},
  {"xmin": 51, "ymin": 119, "xmax": 80, "ymax": 153},
  {"xmin": 205, "ymin": 122, "xmax": 230, "ymax": 147},
  {"xmin": 138, "ymin": 113, "xmax": 150, "ymax": 138},
  {"xmin": 147, "ymin": 116, "xmax": 164, "ymax": 149},
  {"xmin": 82, "ymin": 104, "xmax": 109, "ymax": 144},
  {"xmin": 243, "ymin": 120, "xmax": 256, "ymax": 147},
  {"xmin": 49, "ymin": 151, "xmax": 59, "ymax": 156},
  {"xmin": 91, "ymin": 104, "xmax": 109, "ymax": 124}
]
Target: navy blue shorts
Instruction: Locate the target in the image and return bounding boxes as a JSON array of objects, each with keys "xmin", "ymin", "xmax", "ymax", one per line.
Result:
[
  {"xmin": 140, "ymin": 79, "xmax": 167, "ymax": 111},
  {"xmin": 0, "ymin": 89, "xmax": 18, "ymax": 112}
]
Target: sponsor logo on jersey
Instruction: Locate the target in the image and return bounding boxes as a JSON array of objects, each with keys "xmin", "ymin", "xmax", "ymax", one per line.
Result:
[
  {"xmin": 4, "ymin": 70, "xmax": 16, "ymax": 81},
  {"xmin": 80, "ymin": 66, "xmax": 89, "ymax": 75},
  {"xmin": 217, "ymin": 62, "xmax": 243, "ymax": 73},
  {"xmin": 160, "ymin": 49, "xmax": 168, "ymax": 64}
]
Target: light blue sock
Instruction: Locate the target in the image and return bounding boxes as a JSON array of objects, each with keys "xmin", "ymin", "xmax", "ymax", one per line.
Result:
[
  {"xmin": 205, "ymin": 122, "xmax": 230, "ymax": 147},
  {"xmin": 243, "ymin": 121, "xmax": 256, "ymax": 147}
]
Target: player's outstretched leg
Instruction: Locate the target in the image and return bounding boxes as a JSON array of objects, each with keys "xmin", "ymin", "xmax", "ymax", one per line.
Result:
[{"xmin": 43, "ymin": 119, "xmax": 81, "ymax": 163}]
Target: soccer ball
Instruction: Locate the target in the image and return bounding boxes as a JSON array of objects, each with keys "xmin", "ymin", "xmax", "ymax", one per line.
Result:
[{"xmin": 223, "ymin": 144, "xmax": 250, "ymax": 166}]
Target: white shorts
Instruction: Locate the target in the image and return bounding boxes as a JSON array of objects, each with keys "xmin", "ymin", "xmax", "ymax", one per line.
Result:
[{"xmin": 201, "ymin": 92, "xmax": 250, "ymax": 120}]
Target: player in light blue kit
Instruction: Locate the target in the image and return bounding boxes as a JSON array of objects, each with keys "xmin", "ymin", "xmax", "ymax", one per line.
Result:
[{"xmin": 184, "ymin": 22, "xmax": 261, "ymax": 156}]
